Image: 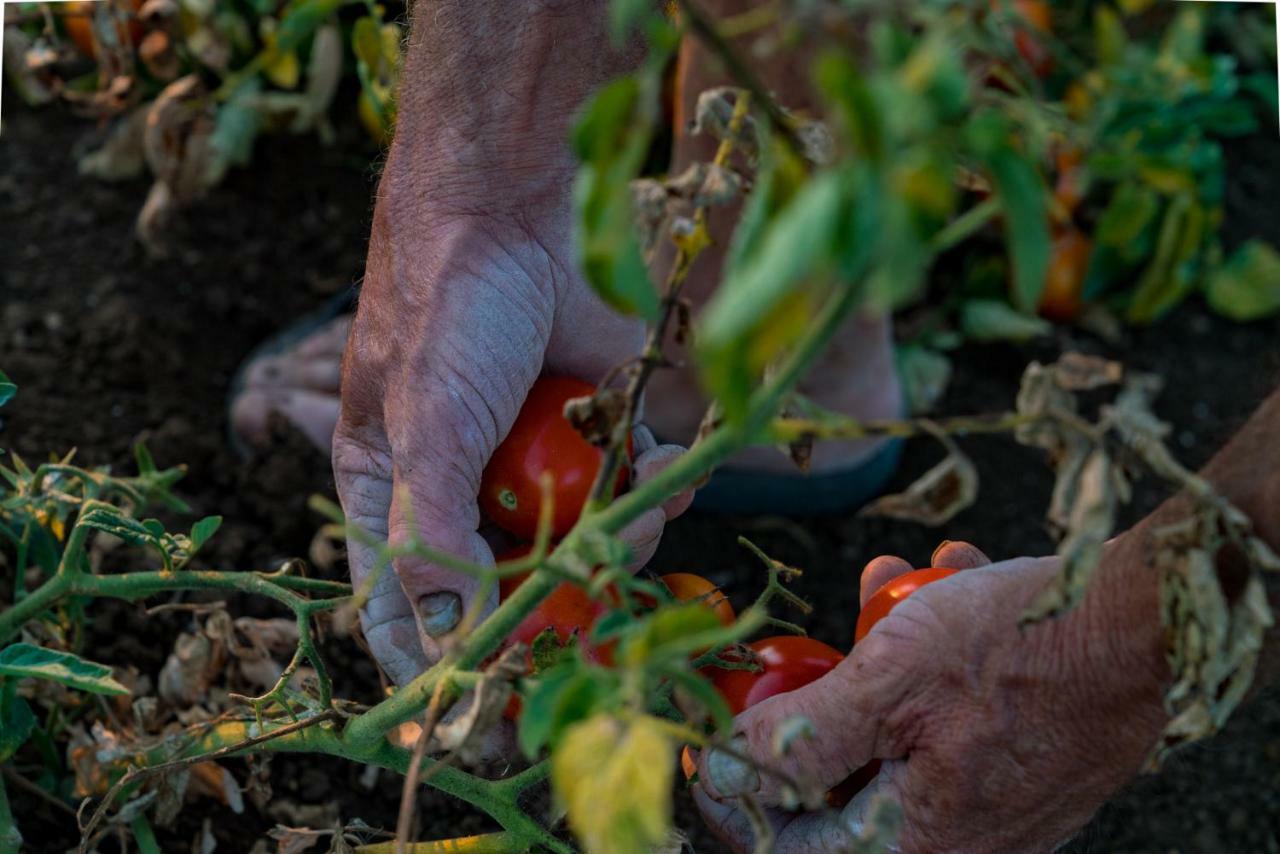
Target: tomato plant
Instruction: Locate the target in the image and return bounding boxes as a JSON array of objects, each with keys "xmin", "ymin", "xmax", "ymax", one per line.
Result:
[
  {"xmin": 855, "ymin": 567, "xmax": 959, "ymax": 643},
  {"xmin": 480, "ymin": 376, "xmax": 630, "ymax": 540}
]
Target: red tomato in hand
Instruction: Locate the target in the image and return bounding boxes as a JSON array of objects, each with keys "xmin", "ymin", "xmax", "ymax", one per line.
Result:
[
  {"xmin": 696, "ymin": 636, "xmax": 876, "ymax": 805},
  {"xmin": 855, "ymin": 567, "xmax": 959, "ymax": 643},
  {"xmin": 707, "ymin": 636, "xmax": 845, "ymax": 717},
  {"xmin": 480, "ymin": 377, "xmax": 630, "ymax": 541},
  {"xmin": 656, "ymin": 573, "xmax": 735, "ymax": 627}
]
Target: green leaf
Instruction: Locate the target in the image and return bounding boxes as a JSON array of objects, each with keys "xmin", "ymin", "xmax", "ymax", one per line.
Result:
[
  {"xmin": 275, "ymin": 0, "xmax": 343, "ymax": 54},
  {"xmin": 698, "ymin": 168, "xmax": 844, "ymax": 419},
  {"xmin": 608, "ymin": 0, "xmax": 651, "ymax": 43},
  {"xmin": 1206, "ymin": 240, "xmax": 1280, "ymax": 322},
  {"xmin": 960, "ymin": 300, "xmax": 1052, "ymax": 342},
  {"xmin": 665, "ymin": 669, "xmax": 734, "ymax": 734},
  {"xmin": 896, "ymin": 344, "xmax": 952, "ymax": 415},
  {"xmin": 1127, "ymin": 193, "xmax": 1204, "ymax": 323},
  {"xmin": 572, "ymin": 76, "xmax": 660, "ymax": 320},
  {"xmin": 1094, "ymin": 6, "xmax": 1128, "ymax": 67},
  {"xmin": 0, "ymin": 644, "xmax": 129, "ymax": 696},
  {"xmin": 351, "ymin": 16, "xmax": 383, "ymax": 72},
  {"xmin": 0, "ymin": 369, "xmax": 14, "ymax": 408},
  {"xmin": 209, "ymin": 82, "xmax": 263, "ymax": 186},
  {"xmin": 189, "ymin": 516, "xmax": 223, "ymax": 552},
  {"xmin": 1095, "ymin": 182, "xmax": 1160, "ymax": 253},
  {"xmin": 815, "ymin": 51, "xmax": 884, "ymax": 162},
  {"xmin": 552, "ymin": 714, "xmax": 673, "ymax": 854},
  {"xmin": 620, "ymin": 604, "xmax": 722, "ymax": 666},
  {"xmin": 0, "ymin": 692, "xmax": 36, "ymax": 762},
  {"xmin": 966, "ymin": 112, "xmax": 1050, "ymax": 313},
  {"xmin": 133, "ymin": 442, "xmax": 157, "ymax": 475},
  {"xmin": 517, "ymin": 664, "xmax": 576, "ymax": 758}
]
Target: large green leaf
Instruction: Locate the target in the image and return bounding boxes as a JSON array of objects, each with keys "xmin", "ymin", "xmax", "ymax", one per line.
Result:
[
  {"xmin": 0, "ymin": 693, "xmax": 36, "ymax": 762},
  {"xmin": 960, "ymin": 300, "xmax": 1051, "ymax": 342},
  {"xmin": 1127, "ymin": 193, "xmax": 1205, "ymax": 323},
  {"xmin": 572, "ymin": 77, "xmax": 660, "ymax": 320},
  {"xmin": 0, "ymin": 644, "xmax": 129, "ymax": 696},
  {"xmin": 1206, "ymin": 240, "xmax": 1280, "ymax": 322},
  {"xmin": 0, "ymin": 370, "xmax": 14, "ymax": 408},
  {"xmin": 698, "ymin": 168, "xmax": 844, "ymax": 418},
  {"xmin": 966, "ymin": 112, "xmax": 1050, "ymax": 313}
]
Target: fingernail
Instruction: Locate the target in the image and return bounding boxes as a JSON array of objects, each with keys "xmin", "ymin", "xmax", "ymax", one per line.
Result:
[
  {"xmin": 418, "ymin": 592, "xmax": 462, "ymax": 636},
  {"xmin": 706, "ymin": 736, "xmax": 760, "ymax": 798},
  {"xmin": 930, "ymin": 540, "xmax": 953, "ymax": 566}
]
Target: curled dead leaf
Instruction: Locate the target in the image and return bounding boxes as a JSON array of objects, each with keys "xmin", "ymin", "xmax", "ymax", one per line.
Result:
[
  {"xmin": 860, "ymin": 427, "xmax": 977, "ymax": 527},
  {"xmin": 564, "ymin": 387, "xmax": 628, "ymax": 448}
]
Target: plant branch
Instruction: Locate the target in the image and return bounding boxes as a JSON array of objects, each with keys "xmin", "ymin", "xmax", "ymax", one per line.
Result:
[{"xmin": 674, "ymin": 0, "xmax": 807, "ymax": 156}]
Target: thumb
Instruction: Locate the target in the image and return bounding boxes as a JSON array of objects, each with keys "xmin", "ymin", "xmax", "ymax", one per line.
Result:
[{"xmin": 698, "ymin": 642, "xmax": 909, "ymax": 808}]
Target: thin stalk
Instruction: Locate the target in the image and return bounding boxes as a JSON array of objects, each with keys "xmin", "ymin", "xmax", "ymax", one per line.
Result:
[
  {"xmin": 0, "ymin": 774, "xmax": 18, "ymax": 854},
  {"xmin": 0, "ymin": 572, "xmax": 71, "ymax": 643}
]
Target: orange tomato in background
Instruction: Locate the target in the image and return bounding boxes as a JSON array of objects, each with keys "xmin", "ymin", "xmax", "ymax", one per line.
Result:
[
  {"xmin": 61, "ymin": 0, "xmax": 143, "ymax": 59},
  {"xmin": 655, "ymin": 573, "xmax": 735, "ymax": 627},
  {"xmin": 1038, "ymin": 227, "xmax": 1094, "ymax": 323}
]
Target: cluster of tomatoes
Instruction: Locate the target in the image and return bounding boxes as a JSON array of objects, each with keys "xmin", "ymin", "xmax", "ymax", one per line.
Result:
[{"xmin": 482, "ymin": 377, "xmax": 962, "ymax": 802}]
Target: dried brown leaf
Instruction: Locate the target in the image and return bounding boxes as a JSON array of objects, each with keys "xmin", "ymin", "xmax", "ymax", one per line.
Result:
[
  {"xmin": 564, "ymin": 387, "xmax": 627, "ymax": 448},
  {"xmin": 860, "ymin": 429, "xmax": 977, "ymax": 527},
  {"xmin": 152, "ymin": 766, "xmax": 191, "ymax": 828}
]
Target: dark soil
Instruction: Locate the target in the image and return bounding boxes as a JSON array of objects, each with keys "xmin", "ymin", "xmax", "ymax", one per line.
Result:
[{"xmin": 3, "ymin": 96, "xmax": 1280, "ymax": 853}]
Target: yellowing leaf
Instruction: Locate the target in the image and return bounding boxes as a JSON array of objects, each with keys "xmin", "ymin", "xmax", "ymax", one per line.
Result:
[
  {"xmin": 552, "ymin": 714, "xmax": 673, "ymax": 854},
  {"xmin": 265, "ymin": 42, "xmax": 300, "ymax": 89}
]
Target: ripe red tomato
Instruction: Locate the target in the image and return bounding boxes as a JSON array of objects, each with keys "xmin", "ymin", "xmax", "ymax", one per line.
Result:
[
  {"xmin": 855, "ymin": 567, "xmax": 959, "ymax": 643},
  {"xmin": 506, "ymin": 580, "xmax": 612, "ymax": 666},
  {"xmin": 707, "ymin": 636, "xmax": 845, "ymax": 717},
  {"xmin": 480, "ymin": 376, "xmax": 630, "ymax": 541},
  {"xmin": 1038, "ymin": 227, "xmax": 1093, "ymax": 323},
  {"xmin": 692, "ymin": 636, "xmax": 876, "ymax": 804},
  {"xmin": 656, "ymin": 573, "xmax": 735, "ymax": 627}
]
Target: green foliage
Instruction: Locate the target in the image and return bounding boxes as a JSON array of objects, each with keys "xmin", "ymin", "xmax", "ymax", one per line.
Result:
[
  {"xmin": 0, "ymin": 371, "xmax": 14, "ymax": 409},
  {"xmin": 1206, "ymin": 241, "xmax": 1280, "ymax": 322},
  {"xmin": 0, "ymin": 643, "xmax": 129, "ymax": 696},
  {"xmin": 573, "ymin": 77, "xmax": 663, "ymax": 320}
]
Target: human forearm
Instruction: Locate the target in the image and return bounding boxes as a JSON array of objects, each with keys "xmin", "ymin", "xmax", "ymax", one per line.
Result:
[
  {"xmin": 1073, "ymin": 386, "xmax": 1280, "ymax": 721},
  {"xmin": 386, "ymin": 1, "xmax": 646, "ymax": 213}
]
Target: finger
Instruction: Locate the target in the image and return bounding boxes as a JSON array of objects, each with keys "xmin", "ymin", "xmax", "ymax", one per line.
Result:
[
  {"xmin": 694, "ymin": 758, "xmax": 906, "ymax": 854},
  {"xmin": 231, "ymin": 388, "xmax": 341, "ymax": 452},
  {"xmin": 245, "ymin": 352, "xmax": 343, "ymax": 394},
  {"xmin": 619, "ymin": 443, "xmax": 693, "ymax": 571},
  {"xmin": 387, "ymin": 481, "xmax": 497, "ymax": 661},
  {"xmin": 930, "ymin": 540, "xmax": 991, "ymax": 570},
  {"xmin": 860, "ymin": 556, "xmax": 914, "ymax": 607},
  {"xmin": 293, "ymin": 314, "xmax": 353, "ymax": 358},
  {"xmin": 691, "ymin": 784, "xmax": 792, "ymax": 853},
  {"xmin": 699, "ymin": 651, "xmax": 899, "ymax": 806},
  {"xmin": 633, "ymin": 443, "xmax": 695, "ymax": 520},
  {"xmin": 332, "ymin": 427, "xmax": 430, "ymax": 684}
]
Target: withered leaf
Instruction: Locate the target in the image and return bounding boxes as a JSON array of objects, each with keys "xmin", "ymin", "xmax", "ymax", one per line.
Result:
[{"xmin": 860, "ymin": 430, "xmax": 977, "ymax": 527}]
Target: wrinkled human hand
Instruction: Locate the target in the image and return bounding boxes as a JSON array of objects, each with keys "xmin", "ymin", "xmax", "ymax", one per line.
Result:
[
  {"xmin": 694, "ymin": 540, "xmax": 1169, "ymax": 852},
  {"xmin": 333, "ymin": 186, "xmax": 692, "ymax": 686}
]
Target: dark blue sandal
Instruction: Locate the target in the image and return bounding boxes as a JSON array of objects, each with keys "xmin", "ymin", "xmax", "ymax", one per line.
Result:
[
  {"xmin": 226, "ymin": 288, "xmax": 357, "ymax": 457},
  {"xmin": 690, "ymin": 437, "xmax": 903, "ymax": 516}
]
